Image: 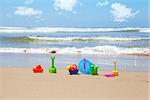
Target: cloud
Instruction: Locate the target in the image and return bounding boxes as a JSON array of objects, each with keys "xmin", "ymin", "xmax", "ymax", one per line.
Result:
[
  {"xmin": 54, "ymin": 0, "xmax": 79, "ymax": 12},
  {"xmin": 14, "ymin": 6, "xmax": 42, "ymax": 16},
  {"xmin": 111, "ymin": 3, "xmax": 139, "ymax": 22},
  {"xmin": 96, "ymin": 0, "xmax": 109, "ymax": 7},
  {"xmin": 24, "ymin": 0, "xmax": 34, "ymax": 5}
]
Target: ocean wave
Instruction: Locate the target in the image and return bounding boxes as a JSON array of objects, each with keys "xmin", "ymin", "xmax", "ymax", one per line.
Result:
[
  {"xmin": 0, "ymin": 46, "xmax": 149, "ymax": 56},
  {"xmin": 3, "ymin": 36, "xmax": 149, "ymax": 42},
  {"xmin": 139, "ymin": 28, "xmax": 150, "ymax": 33},
  {"xmin": 27, "ymin": 36, "xmax": 150, "ymax": 42},
  {"xmin": 0, "ymin": 27, "xmax": 150, "ymax": 33}
]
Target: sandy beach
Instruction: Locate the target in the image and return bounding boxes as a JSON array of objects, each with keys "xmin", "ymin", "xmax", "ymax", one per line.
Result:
[
  {"xmin": 0, "ymin": 0, "xmax": 150, "ymax": 100},
  {"xmin": 0, "ymin": 68, "xmax": 149, "ymax": 100}
]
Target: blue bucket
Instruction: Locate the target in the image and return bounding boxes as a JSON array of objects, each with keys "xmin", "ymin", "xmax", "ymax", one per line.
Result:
[{"xmin": 78, "ymin": 58, "xmax": 93, "ymax": 74}]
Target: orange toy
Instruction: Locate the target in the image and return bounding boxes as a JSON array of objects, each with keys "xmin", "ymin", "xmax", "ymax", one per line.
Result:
[{"xmin": 33, "ymin": 64, "xmax": 43, "ymax": 73}]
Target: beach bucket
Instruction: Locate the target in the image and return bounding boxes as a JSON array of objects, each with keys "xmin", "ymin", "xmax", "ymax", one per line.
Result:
[{"xmin": 78, "ymin": 58, "xmax": 93, "ymax": 74}]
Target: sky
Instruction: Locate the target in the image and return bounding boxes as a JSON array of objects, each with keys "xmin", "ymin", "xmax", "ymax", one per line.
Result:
[{"xmin": 0, "ymin": 0, "xmax": 149, "ymax": 28}]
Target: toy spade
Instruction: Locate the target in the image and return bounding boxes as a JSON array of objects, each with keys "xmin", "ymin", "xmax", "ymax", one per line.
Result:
[
  {"xmin": 112, "ymin": 60, "xmax": 119, "ymax": 76},
  {"xmin": 49, "ymin": 56, "xmax": 57, "ymax": 73}
]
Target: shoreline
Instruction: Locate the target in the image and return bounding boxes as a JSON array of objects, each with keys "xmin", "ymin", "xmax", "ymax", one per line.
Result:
[{"xmin": 0, "ymin": 53, "xmax": 149, "ymax": 72}]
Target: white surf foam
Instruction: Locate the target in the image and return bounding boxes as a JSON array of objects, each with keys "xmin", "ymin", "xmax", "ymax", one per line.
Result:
[
  {"xmin": 0, "ymin": 27, "xmax": 149, "ymax": 33},
  {"xmin": 139, "ymin": 28, "xmax": 150, "ymax": 33},
  {"xmin": 27, "ymin": 36, "xmax": 150, "ymax": 42},
  {"xmin": 0, "ymin": 46, "xmax": 149, "ymax": 56}
]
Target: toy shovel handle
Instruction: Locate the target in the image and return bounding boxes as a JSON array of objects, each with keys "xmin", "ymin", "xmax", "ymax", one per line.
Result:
[{"xmin": 51, "ymin": 56, "xmax": 55, "ymax": 68}]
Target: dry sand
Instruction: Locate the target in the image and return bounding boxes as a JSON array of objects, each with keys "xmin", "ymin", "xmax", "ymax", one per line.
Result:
[{"xmin": 0, "ymin": 68, "xmax": 149, "ymax": 100}]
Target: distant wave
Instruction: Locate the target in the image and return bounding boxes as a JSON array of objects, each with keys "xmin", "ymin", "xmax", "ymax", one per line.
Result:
[
  {"xmin": 0, "ymin": 46, "xmax": 149, "ymax": 56},
  {"xmin": 139, "ymin": 29, "xmax": 150, "ymax": 32},
  {"xmin": 2, "ymin": 36, "xmax": 149, "ymax": 42},
  {"xmin": 0, "ymin": 27, "xmax": 150, "ymax": 33},
  {"xmin": 27, "ymin": 36, "xmax": 150, "ymax": 42}
]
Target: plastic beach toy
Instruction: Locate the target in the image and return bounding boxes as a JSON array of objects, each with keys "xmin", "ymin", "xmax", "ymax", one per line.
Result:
[
  {"xmin": 70, "ymin": 64, "xmax": 78, "ymax": 70},
  {"xmin": 33, "ymin": 64, "xmax": 43, "ymax": 73},
  {"xmin": 78, "ymin": 58, "xmax": 93, "ymax": 74},
  {"xmin": 90, "ymin": 65, "xmax": 99, "ymax": 75},
  {"xmin": 112, "ymin": 60, "xmax": 119, "ymax": 76},
  {"xmin": 49, "ymin": 56, "xmax": 57, "ymax": 73},
  {"xmin": 102, "ymin": 60, "xmax": 119, "ymax": 77},
  {"xmin": 78, "ymin": 58, "xmax": 99, "ymax": 75},
  {"xmin": 66, "ymin": 64, "xmax": 79, "ymax": 75},
  {"xmin": 102, "ymin": 74, "xmax": 115, "ymax": 77},
  {"xmin": 69, "ymin": 70, "xmax": 79, "ymax": 75}
]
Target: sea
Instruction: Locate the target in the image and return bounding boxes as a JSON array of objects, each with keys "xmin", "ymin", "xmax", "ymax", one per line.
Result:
[
  {"xmin": 0, "ymin": 28, "xmax": 150, "ymax": 55},
  {"xmin": 0, "ymin": 27, "xmax": 149, "ymax": 71}
]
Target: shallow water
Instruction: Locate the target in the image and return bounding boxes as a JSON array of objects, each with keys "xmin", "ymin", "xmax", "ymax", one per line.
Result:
[{"xmin": 0, "ymin": 53, "xmax": 149, "ymax": 72}]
